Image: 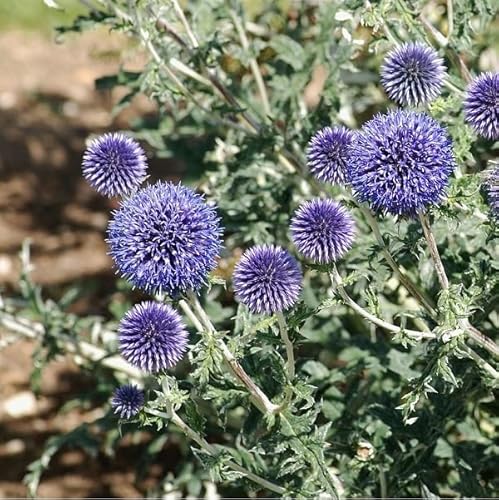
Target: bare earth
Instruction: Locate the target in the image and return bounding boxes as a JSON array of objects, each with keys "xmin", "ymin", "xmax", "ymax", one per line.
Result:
[{"xmin": 0, "ymin": 28, "xmax": 182, "ymax": 497}]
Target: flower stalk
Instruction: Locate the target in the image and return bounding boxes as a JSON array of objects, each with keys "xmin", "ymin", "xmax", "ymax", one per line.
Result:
[{"xmin": 179, "ymin": 295, "xmax": 280, "ymax": 415}]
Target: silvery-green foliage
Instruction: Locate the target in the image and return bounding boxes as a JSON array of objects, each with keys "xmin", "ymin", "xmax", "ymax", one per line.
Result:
[{"xmin": 6, "ymin": 0, "xmax": 499, "ymax": 497}]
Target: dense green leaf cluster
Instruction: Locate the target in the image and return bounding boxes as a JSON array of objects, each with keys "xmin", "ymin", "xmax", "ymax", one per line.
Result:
[{"xmin": 4, "ymin": 0, "xmax": 498, "ymax": 497}]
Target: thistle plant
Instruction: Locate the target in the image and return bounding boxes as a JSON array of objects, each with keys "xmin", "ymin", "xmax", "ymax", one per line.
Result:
[{"xmin": 1, "ymin": 0, "xmax": 498, "ymax": 498}]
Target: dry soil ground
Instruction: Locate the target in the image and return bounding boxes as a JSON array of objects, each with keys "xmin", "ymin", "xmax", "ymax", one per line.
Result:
[{"xmin": 0, "ymin": 28, "xmax": 183, "ymax": 497}]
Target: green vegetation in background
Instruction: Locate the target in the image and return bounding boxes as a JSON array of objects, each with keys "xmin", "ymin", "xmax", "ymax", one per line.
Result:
[{"xmin": 0, "ymin": 0, "xmax": 85, "ymax": 33}]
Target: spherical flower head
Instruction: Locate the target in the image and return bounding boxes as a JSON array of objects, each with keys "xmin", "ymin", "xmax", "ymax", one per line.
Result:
[
  {"xmin": 107, "ymin": 181, "xmax": 223, "ymax": 296},
  {"xmin": 233, "ymin": 245, "xmax": 302, "ymax": 315},
  {"xmin": 347, "ymin": 110, "xmax": 455, "ymax": 217},
  {"xmin": 290, "ymin": 199, "xmax": 356, "ymax": 264},
  {"xmin": 381, "ymin": 42, "xmax": 446, "ymax": 106},
  {"xmin": 464, "ymin": 72, "xmax": 499, "ymax": 140},
  {"xmin": 484, "ymin": 164, "xmax": 499, "ymax": 218},
  {"xmin": 111, "ymin": 384, "xmax": 144, "ymax": 419},
  {"xmin": 307, "ymin": 126, "xmax": 353, "ymax": 185},
  {"xmin": 119, "ymin": 301, "xmax": 188, "ymax": 373},
  {"xmin": 82, "ymin": 132, "xmax": 148, "ymax": 197}
]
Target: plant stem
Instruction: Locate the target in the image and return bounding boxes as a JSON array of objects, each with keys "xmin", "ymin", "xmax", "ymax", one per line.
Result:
[
  {"xmin": 178, "ymin": 296, "xmax": 279, "ymax": 415},
  {"xmin": 0, "ymin": 311, "xmax": 142, "ymax": 380},
  {"xmin": 360, "ymin": 206, "xmax": 437, "ymax": 318},
  {"xmin": 418, "ymin": 213, "xmax": 499, "ymax": 358},
  {"xmin": 460, "ymin": 344, "xmax": 499, "ymax": 379},
  {"xmin": 229, "ymin": 9, "xmax": 271, "ymax": 117},
  {"xmin": 144, "ymin": 407, "xmax": 287, "ymax": 494},
  {"xmin": 418, "ymin": 213, "xmax": 449, "ymax": 289},
  {"xmin": 276, "ymin": 312, "xmax": 295, "ymax": 380},
  {"xmin": 329, "ymin": 268, "xmax": 435, "ymax": 340}
]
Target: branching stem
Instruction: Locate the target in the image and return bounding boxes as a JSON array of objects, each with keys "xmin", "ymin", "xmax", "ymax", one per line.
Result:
[
  {"xmin": 330, "ymin": 267, "xmax": 435, "ymax": 340},
  {"xmin": 179, "ymin": 296, "xmax": 279, "ymax": 415}
]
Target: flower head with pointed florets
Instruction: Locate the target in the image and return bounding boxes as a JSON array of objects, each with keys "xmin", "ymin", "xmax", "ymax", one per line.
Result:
[
  {"xmin": 291, "ymin": 199, "xmax": 356, "ymax": 264},
  {"xmin": 381, "ymin": 42, "xmax": 446, "ymax": 107},
  {"xmin": 484, "ymin": 164, "xmax": 499, "ymax": 218},
  {"xmin": 233, "ymin": 245, "xmax": 302, "ymax": 315},
  {"xmin": 119, "ymin": 301, "xmax": 188, "ymax": 373},
  {"xmin": 307, "ymin": 126, "xmax": 353, "ymax": 185},
  {"xmin": 82, "ymin": 132, "xmax": 148, "ymax": 197},
  {"xmin": 347, "ymin": 110, "xmax": 455, "ymax": 217},
  {"xmin": 464, "ymin": 72, "xmax": 499, "ymax": 140},
  {"xmin": 111, "ymin": 384, "xmax": 144, "ymax": 419},
  {"xmin": 107, "ymin": 181, "xmax": 223, "ymax": 296}
]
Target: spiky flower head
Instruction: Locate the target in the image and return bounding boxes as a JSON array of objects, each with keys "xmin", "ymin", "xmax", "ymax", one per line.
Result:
[
  {"xmin": 119, "ymin": 301, "xmax": 188, "ymax": 373},
  {"xmin": 111, "ymin": 384, "xmax": 144, "ymax": 419},
  {"xmin": 347, "ymin": 110, "xmax": 455, "ymax": 217},
  {"xmin": 291, "ymin": 199, "xmax": 356, "ymax": 264},
  {"xmin": 233, "ymin": 245, "xmax": 302, "ymax": 315},
  {"xmin": 307, "ymin": 126, "xmax": 353, "ymax": 185},
  {"xmin": 107, "ymin": 181, "xmax": 223, "ymax": 296},
  {"xmin": 381, "ymin": 42, "xmax": 446, "ymax": 106},
  {"xmin": 82, "ymin": 132, "xmax": 148, "ymax": 197},
  {"xmin": 464, "ymin": 72, "xmax": 499, "ymax": 141},
  {"xmin": 484, "ymin": 164, "xmax": 499, "ymax": 218}
]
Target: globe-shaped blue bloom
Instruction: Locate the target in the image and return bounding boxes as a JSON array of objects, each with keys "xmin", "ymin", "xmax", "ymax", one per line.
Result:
[
  {"xmin": 291, "ymin": 199, "xmax": 356, "ymax": 264},
  {"xmin": 82, "ymin": 132, "xmax": 148, "ymax": 197},
  {"xmin": 347, "ymin": 110, "xmax": 455, "ymax": 217},
  {"xmin": 233, "ymin": 245, "xmax": 302, "ymax": 315},
  {"xmin": 119, "ymin": 301, "xmax": 188, "ymax": 373},
  {"xmin": 464, "ymin": 72, "xmax": 499, "ymax": 141},
  {"xmin": 381, "ymin": 42, "xmax": 446, "ymax": 106},
  {"xmin": 307, "ymin": 126, "xmax": 353, "ymax": 185},
  {"xmin": 484, "ymin": 164, "xmax": 499, "ymax": 218},
  {"xmin": 107, "ymin": 181, "xmax": 223, "ymax": 296},
  {"xmin": 111, "ymin": 384, "xmax": 144, "ymax": 419}
]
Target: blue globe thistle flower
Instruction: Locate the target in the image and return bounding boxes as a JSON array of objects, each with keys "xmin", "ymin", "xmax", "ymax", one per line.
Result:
[
  {"xmin": 119, "ymin": 301, "xmax": 188, "ymax": 373},
  {"xmin": 107, "ymin": 181, "xmax": 223, "ymax": 296},
  {"xmin": 111, "ymin": 384, "xmax": 144, "ymax": 419},
  {"xmin": 464, "ymin": 72, "xmax": 499, "ymax": 141},
  {"xmin": 307, "ymin": 126, "xmax": 353, "ymax": 185},
  {"xmin": 290, "ymin": 199, "xmax": 356, "ymax": 264},
  {"xmin": 484, "ymin": 164, "xmax": 499, "ymax": 218},
  {"xmin": 82, "ymin": 132, "xmax": 148, "ymax": 197},
  {"xmin": 233, "ymin": 245, "xmax": 302, "ymax": 315},
  {"xmin": 381, "ymin": 42, "xmax": 446, "ymax": 106},
  {"xmin": 348, "ymin": 110, "xmax": 455, "ymax": 217}
]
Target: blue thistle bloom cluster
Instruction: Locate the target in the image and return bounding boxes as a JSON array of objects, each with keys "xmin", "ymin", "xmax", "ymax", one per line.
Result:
[
  {"xmin": 111, "ymin": 384, "xmax": 144, "ymax": 419},
  {"xmin": 484, "ymin": 164, "xmax": 499, "ymax": 218},
  {"xmin": 119, "ymin": 301, "xmax": 188, "ymax": 373},
  {"xmin": 464, "ymin": 72, "xmax": 499, "ymax": 141},
  {"xmin": 82, "ymin": 132, "xmax": 148, "ymax": 197},
  {"xmin": 381, "ymin": 42, "xmax": 446, "ymax": 107},
  {"xmin": 307, "ymin": 126, "xmax": 353, "ymax": 185},
  {"xmin": 233, "ymin": 245, "xmax": 302, "ymax": 315},
  {"xmin": 348, "ymin": 110, "xmax": 455, "ymax": 217},
  {"xmin": 291, "ymin": 199, "xmax": 356, "ymax": 264},
  {"xmin": 108, "ymin": 181, "xmax": 223, "ymax": 296}
]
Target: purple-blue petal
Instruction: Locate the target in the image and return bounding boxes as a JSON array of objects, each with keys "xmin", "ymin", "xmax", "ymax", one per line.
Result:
[
  {"xmin": 233, "ymin": 245, "xmax": 302, "ymax": 315},
  {"xmin": 347, "ymin": 110, "xmax": 455, "ymax": 217},
  {"xmin": 291, "ymin": 199, "xmax": 356, "ymax": 264},
  {"xmin": 381, "ymin": 42, "xmax": 446, "ymax": 106},
  {"xmin": 119, "ymin": 301, "xmax": 188, "ymax": 373},
  {"xmin": 107, "ymin": 181, "xmax": 223, "ymax": 296},
  {"xmin": 82, "ymin": 132, "xmax": 148, "ymax": 197}
]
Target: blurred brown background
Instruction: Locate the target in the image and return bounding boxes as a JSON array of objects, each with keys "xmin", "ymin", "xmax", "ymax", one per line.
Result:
[{"xmin": 0, "ymin": 2, "xmax": 180, "ymax": 496}]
